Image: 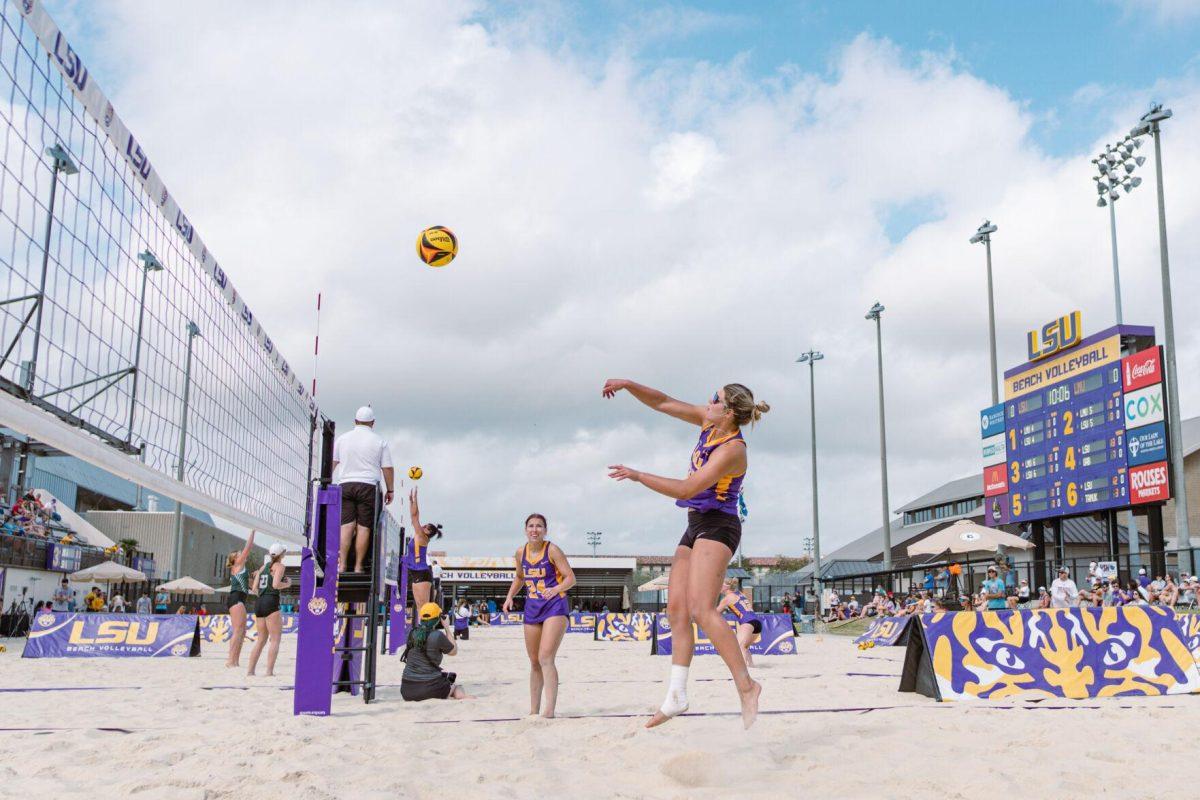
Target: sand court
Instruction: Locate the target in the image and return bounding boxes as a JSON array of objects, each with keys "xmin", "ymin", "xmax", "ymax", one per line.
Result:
[{"xmin": 2, "ymin": 626, "xmax": 1198, "ymax": 798}]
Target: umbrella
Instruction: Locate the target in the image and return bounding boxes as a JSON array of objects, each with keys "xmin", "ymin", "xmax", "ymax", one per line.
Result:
[
  {"xmin": 638, "ymin": 574, "xmax": 670, "ymax": 592},
  {"xmin": 155, "ymin": 576, "xmax": 217, "ymax": 595},
  {"xmin": 69, "ymin": 560, "xmax": 147, "ymax": 583},
  {"xmin": 906, "ymin": 519, "xmax": 1034, "ymax": 557}
]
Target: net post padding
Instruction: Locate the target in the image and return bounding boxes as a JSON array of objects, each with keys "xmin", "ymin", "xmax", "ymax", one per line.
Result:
[{"xmin": 293, "ymin": 483, "xmax": 341, "ymax": 716}]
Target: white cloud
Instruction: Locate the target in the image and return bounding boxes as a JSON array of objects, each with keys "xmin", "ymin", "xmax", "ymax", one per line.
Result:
[
  {"xmin": 55, "ymin": 1, "xmax": 1200, "ymax": 559},
  {"xmin": 1112, "ymin": 0, "xmax": 1200, "ymax": 23}
]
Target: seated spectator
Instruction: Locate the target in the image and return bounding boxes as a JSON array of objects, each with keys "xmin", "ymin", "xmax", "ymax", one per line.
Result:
[
  {"xmin": 1017, "ymin": 579, "xmax": 1031, "ymax": 607},
  {"xmin": 1036, "ymin": 586, "xmax": 1050, "ymax": 608},
  {"xmin": 1158, "ymin": 574, "xmax": 1179, "ymax": 607},
  {"xmin": 846, "ymin": 597, "xmax": 861, "ymax": 617},
  {"xmin": 1127, "ymin": 580, "xmax": 1147, "ymax": 605}
]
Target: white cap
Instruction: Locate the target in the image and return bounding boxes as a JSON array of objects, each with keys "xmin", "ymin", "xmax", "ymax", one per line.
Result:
[
  {"xmin": 1139, "ymin": 568, "xmax": 1146, "ymax": 575},
  {"xmin": 355, "ymin": 405, "xmax": 375, "ymax": 423},
  {"xmin": 268, "ymin": 542, "xmax": 286, "ymax": 557}
]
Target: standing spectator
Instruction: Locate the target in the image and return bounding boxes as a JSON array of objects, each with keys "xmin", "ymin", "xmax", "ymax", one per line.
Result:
[
  {"xmin": 110, "ymin": 593, "xmax": 126, "ymax": 613},
  {"xmin": 454, "ymin": 598, "xmax": 471, "ymax": 641},
  {"xmin": 982, "ymin": 566, "xmax": 1007, "ymax": 611},
  {"xmin": 332, "ymin": 406, "xmax": 395, "ymax": 574},
  {"xmin": 431, "ymin": 559, "xmax": 444, "ymax": 603},
  {"xmin": 136, "ymin": 593, "xmax": 151, "ymax": 615},
  {"xmin": 154, "ymin": 586, "xmax": 169, "ymax": 613},
  {"xmin": 1050, "ymin": 567, "xmax": 1078, "ymax": 608},
  {"xmin": 52, "ymin": 578, "xmax": 70, "ymax": 612},
  {"xmin": 935, "ymin": 567, "xmax": 948, "ymax": 596},
  {"xmin": 67, "ymin": 590, "xmax": 78, "ymax": 612},
  {"xmin": 83, "ymin": 587, "xmax": 98, "ymax": 612}
]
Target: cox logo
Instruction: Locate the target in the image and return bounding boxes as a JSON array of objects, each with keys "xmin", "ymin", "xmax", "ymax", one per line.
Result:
[{"xmin": 1124, "ymin": 386, "xmax": 1164, "ymax": 428}]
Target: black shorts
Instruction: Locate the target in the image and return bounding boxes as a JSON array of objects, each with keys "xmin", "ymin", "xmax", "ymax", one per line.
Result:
[
  {"xmin": 401, "ymin": 671, "xmax": 456, "ymax": 702},
  {"xmin": 408, "ymin": 568, "xmax": 433, "ymax": 584},
  {"xmin": 227, "ymin": 590, "xmax": 248, "ymax": 611},
  {"xmin": 454, "ymin": 626, "xmax": 469, "ymax": 640},
  {"xmin": 339, "ymin": 481, "xmax": 377, "ymax": 527},
  {"xmin": 740, "ymin": 618, "xmax": 763, "ymax": 634},
  {"xmin": 255, "ymin": 593, "xmax": 280, "ymax": 618},
  {"xmin": 678, "ymin": 510, "xmax": 742, "ymax": 554}
]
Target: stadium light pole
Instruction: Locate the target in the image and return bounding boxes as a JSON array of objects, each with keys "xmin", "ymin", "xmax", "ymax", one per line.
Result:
[
  {"xmin": 127, "ymin": 250, "xmax": 164, "ymax": 447},
  {"xmin": 969, "ymin": 221, "xmax": 999, "ymax": 406},
  {"xmin": 586, "ymin": 530, "xmax": 602, "ymax": 557},
  {"xmin": 1092, "ymin": 137, "xmax": 1146, "ymax": 325},
  {"xmin": 796, "ymin": 349, "xmax": 824, "ymax": 614},
  {"xmin": 865, "ymin": 303, "xmax": 893, "ymax": 573},
  {"xmin": 172, "ymin": 320, "xmax": 201, "ymax": 581},
  {"xmin": 1131, "ymin": 103, "xmax": 1191, "ymax": 571}
]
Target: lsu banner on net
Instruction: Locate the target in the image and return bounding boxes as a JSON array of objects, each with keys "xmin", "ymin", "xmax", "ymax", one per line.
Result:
[
  {"xmin": 568, "ymin": 612, "xmax": 597, "ymax": 634},
  {"xmin": 652, "ymin": 613, "xmax": 796, "ymax": 655},
  {"xmin": 198, "ymin": 613, "xmax": 299, "ymax": 643},
  {"xmin": 901, "ymin": 607, "xmax": 1200, "ymax": 701},
  {"xmin": 595, "ymin": 612, "xmax": 655, "ymax": 641},
  {"xmin": 22, "ymin": 612, "xmax": 201, "ymax": 658}
]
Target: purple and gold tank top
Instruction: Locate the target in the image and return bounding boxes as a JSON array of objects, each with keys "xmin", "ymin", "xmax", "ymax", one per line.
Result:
[
  {"xmin": 676, "ymin": 425, "xmax": 746, "ymax": 515},
  {"xmin": 403, "ymin": 536, "xmax": 428, "ymax": 570},
  {"xmin": 521, "ymin": 542, "xmax": 561, "ymax": 599},
  {"xmin": 728, "ymin": 591, "xmax": 753, "ymax": 619}
]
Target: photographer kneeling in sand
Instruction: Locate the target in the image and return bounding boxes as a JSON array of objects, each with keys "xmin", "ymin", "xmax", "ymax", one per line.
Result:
[{"xmin": 401, "ymin": 602, "xmax": 473, "ymax": 701}]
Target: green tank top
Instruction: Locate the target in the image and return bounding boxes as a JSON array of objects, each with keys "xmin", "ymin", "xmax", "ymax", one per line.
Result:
[
  {"xmin": 257, "ymin": 565, "xmax": 280, "ymax": 598},
  {"xmin": 230, "ymin": 566, "xmax": 249, "ymax": 594}
]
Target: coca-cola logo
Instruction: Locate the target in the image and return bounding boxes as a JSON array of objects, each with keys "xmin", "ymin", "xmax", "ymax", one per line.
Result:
[{"xmin": 1124, "ymin": 357, "xmax": 1156, "ymax": 384}]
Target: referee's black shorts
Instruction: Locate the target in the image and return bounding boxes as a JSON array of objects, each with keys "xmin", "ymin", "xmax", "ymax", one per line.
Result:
[{"xmin": 340, "ymin": 481, "xmax": 377, "ymax": 527}]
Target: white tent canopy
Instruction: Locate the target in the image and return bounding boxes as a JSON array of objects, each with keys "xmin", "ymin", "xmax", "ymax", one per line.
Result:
[
  {"xmin": 638, "ymin": 574, "xmax": 670, "ymax": 592},
  {"xmin": 69, "ymin": 560, "xmax": 147, "ymax": 583},
  {"xmin": 155, "ymin": 576, "xmax": 216, "ymax": 595},
  {"xmin": 906, "ymin": 519, "xmax": 1034, "ymax": 557},
  {"xmin": 30, "ymin": 488, "xmax": 116, "ymax": 548}
]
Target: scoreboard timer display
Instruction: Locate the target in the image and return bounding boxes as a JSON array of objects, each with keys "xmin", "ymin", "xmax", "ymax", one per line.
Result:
[{"xmin": 981, "ymin": 321, "xmax": 1170, "ymax": 527}]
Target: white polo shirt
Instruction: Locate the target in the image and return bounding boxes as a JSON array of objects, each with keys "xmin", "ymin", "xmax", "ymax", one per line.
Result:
[{"xmin": 333, "ymin": 424, "xmax": 394, "ymax": 485}]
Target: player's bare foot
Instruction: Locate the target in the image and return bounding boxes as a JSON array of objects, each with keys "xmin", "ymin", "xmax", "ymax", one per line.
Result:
[
  {"xmin": 645, "ymin": 697, "xmax": 688, "ymax": 728},
  {"xmin": 739, "ymin": 679, "xmax": 761, "ymax": 729}
]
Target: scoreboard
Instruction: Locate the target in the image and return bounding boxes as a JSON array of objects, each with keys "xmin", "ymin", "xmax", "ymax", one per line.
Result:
[{"xmin": 981, "ymin": 320, "xmax": 1171, "ymax": 527}]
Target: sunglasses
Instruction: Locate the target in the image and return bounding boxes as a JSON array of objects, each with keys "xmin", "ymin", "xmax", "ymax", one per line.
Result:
[{"xmin": 711, "ymin": 392, "xmax": 728, "ymax": 409}]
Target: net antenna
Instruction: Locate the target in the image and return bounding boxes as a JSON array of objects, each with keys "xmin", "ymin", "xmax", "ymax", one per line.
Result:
[{"xmin": 0, "ymin": 0, "xmax": 320, "ymax": 543}]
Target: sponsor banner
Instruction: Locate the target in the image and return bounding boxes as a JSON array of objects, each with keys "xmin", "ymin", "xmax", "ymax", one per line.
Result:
[
  {"xmin": 984, "ymin": 494, "xmax": 1012, "ymax": 526},
  {"xmin": 981, "ymin": 433, "xmax": 1007, "ymax": 467},
  {"xmin": 1129, "ymin": 461, "xmax": 1170, "ymax": 505},
  {"xmin": 853, "ymin": 615, "xmax": 913, "ymax": 647},
  {"xmin": 198, "ymin": 613, "xmax": 299, "ymax": 643},
  {"xmin": 1122, "ymin": 346, "xmax": 1163, "ymax": 392},
  {"xmin": 441, "ymin": 569, "xmax": 513, "ymax": 583},
  {"xmin": 568, "ymin": 612, "xmax": 597, "ymax": 634},
  {"xmin": 902, "ymin": 607, "xmax": 1200, "ymax": 700},
  {"xmin": 22, "ymin": 612, "xmax": 200, "ymax": 658},
  {"xmin": 983, "ymin": 463, "xmax": 1008, "ymax": 497},
  {"xmin": 1005, "ymin": 333, "xmax": 1120, "ymax": 401},
  {"xmin": 1127, "ymin": 422, "xmax": 1169, "ymax": 468},
  {"xmin": 1124, "ymin": 384, "xmax": 1165, "ymax": 430},
  {"xmin": 652, "ymin": 613, "xmax": 796, "ymax": 656},
  {"xmin": 980, "ymin": 404, "xmax": 1005, "ymax": 439},
  {"xmin": 1095, "ymin": 561, "xmax": 1118, "ymax": 581},
  {"xmin": 595, "ymin": 612, "xmax": 655, "ymax": 641},
  {"xmin": 486, "ymin": 611, "xmax": 524, "ymax": 626}
]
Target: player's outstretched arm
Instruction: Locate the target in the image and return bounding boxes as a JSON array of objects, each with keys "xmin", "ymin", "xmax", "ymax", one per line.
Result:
[{"xmin": 601, "ymin": 378, "xmax": 704, "ymax": 426}]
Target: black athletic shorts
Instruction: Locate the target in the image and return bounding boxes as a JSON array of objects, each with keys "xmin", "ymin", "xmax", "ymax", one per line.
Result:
[
  {"xmin": 340, "ymin": 481, "xmax": 377, "ymax": 527},
  {"xmin": 401, "ymin": 671, "xmax": 456, "ymax": 701},
  {"xmin": 740, "ymin": 618, "xmax": 763, "ymax": 634},
  {"xmin": 408, "ymin": 568, "xmax": 433, "ymax": 584},
  {"xmin": 454, "ymin": 626, "xmax": 469, "ymax": 641},
  {"xmin": 678, "ymin": 509, "xmax": 742, "ymax": 554},
  {"xmin": 255, "ymin": 593, "xmax": 280, "ymax": 618},
  {"xmin": 227, "ymin": 590, "xmax": 248, "ymax": 611}
]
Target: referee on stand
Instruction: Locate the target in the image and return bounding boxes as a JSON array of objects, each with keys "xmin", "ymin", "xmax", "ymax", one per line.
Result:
[{"xmin": 332, "ymin": 406, "xmax": 395, "ymax": 574}]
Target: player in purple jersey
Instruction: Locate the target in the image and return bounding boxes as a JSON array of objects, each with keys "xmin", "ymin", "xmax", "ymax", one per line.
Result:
[
  {"xmin": 718, "ymin": 578, "xmax": 762, "ymax": 668},
  {"xmin": 407, "ymin": 487, "xmax": 444, "ymax": 614},
  {"xmin": 502, "ymin": 513, "xmax": 576, "ymax": 718},
  {"xmin": 604, "ymin": 379, "xmax": 768, "ymax": 729}
]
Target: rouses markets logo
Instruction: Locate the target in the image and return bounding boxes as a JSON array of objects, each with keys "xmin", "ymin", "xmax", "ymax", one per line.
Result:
[{"xmin": 1129, "ymin": 462, "xmax": 1169, "ymax": 504}]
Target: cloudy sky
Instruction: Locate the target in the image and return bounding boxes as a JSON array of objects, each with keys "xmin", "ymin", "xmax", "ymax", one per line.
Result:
[{"xmin": 50, "ymin": 0, "xmax": 1200, "ymax": 557}]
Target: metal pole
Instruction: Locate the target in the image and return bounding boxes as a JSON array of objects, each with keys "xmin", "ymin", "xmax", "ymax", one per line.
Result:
[
  {"xmin": 127, "ymin": 266, "xmax": 152, "ymax": 445},
  {"xmin": 1108, "ymin": 200, "xmax": 1122, "ymax": 326},
  {"xmin": 25, "ymin": 169, "xmax": 60, "ymax": 395},
  {"xmin": 873, "ymin": 315, "xmax": 893, "ymax": 572},
  {"xmin": 1149, "ymin": 120, "xmax": 1191, "ymax": 572},
  {"xmin": 806, "ymin": 356, "xmax": 822, "ymax": 615},
  {"xmin": 984, "ymin": 237, "xmax": 998, "ymax": 406},
  {"xmin": 172, "ymin": 323, "xmax": 199, "ymax": 581}
]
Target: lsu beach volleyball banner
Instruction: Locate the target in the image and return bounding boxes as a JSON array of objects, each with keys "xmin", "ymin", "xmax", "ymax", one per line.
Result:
[
  {"xmin": 900, "ymin": 607, "xmax": 1200, "ymax": 701},
  {"xmin": 22, "ymin": 612, "xmax": 201, "ymax": 658},
  {"xmin": 487, "ymin": 612, "xmax": 524, "ymax": 626},
  {"xmin": 568, "ymin": 612, "xmax": 598, "ymax": 634},
  {"xmin": 198, "ymin": 613, "xmax": 299, "ymax": 643},
  {"xmin": 595, "ymin": 612, "xmax": 655, "ymax": 641},
  {"xmin": 853, "ymin": 615, "xmax": 914, "ymax": 647},
  {"xmin": 651, "ymin": 613, "xmax": 796, "ymax": 656}
]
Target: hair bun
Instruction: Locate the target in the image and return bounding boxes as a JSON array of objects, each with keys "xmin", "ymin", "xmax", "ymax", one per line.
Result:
[{"xmin": 752, "ymin": 401, "xmax": 770, "ymax": 421}]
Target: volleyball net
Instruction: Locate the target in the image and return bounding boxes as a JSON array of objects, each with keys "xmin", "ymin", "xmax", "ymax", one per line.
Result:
[{"xmin": 0, "ymin": 0, "xmax": 318, "ymax": 541}]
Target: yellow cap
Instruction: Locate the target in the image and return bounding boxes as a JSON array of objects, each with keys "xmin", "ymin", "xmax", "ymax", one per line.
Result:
[{"xmin": 418, "ymin": 602, "xmax": 442, "ymax": 621}]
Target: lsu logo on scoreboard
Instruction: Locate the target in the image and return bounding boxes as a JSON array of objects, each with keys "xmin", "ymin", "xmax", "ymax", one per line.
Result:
[
  {"xmin": 1026, "ymin": 311, "xmax": 1082, "ymax": 362},
  {"xmin": 68, "ymin": 620, "xmax": 159, "ymax": 646}
]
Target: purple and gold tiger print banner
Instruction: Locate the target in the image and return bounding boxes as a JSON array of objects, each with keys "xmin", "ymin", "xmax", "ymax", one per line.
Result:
[
  {"xmin": 853, "ymin": 615, "xmax": 913, "ymax": 647},
  {"xmin": 652, "ymin": 613, "xmax": 796, "ymax": 655},
  {"xmin": 595, "ymin": 612, "xmax": 655, "ymax": 641},
  {"xmin": 198, "ymin": 613, "xmax": 299, "ymax": 643},
  {"xmin": 907, "ymin": 607, "xmax": 1200, "ymax": 701},
  {"xmin": 22, "ymin": 612, "xmax": 200, "ymax": 658}
]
